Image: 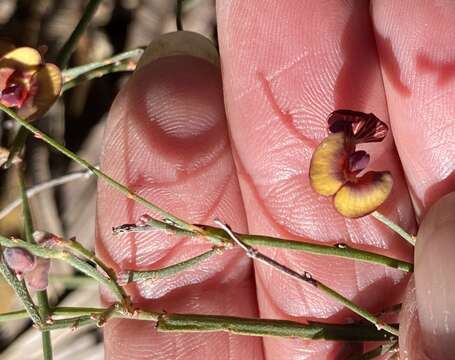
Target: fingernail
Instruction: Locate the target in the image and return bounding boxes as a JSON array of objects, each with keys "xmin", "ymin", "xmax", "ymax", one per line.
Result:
[
  {"xmin": 415, "ymin": 192, "xmax": 455, "ymax": 359},
  {"xmin": 136, "ymin": 31, "xmax": 219, "ymax": 70}
]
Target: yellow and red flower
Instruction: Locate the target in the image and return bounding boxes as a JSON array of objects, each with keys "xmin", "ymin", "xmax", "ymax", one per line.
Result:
[
  {"xmin": 309, "ymin": 110, "xmax": 393, "ymax": 218},
  {"xmin": 0, "ymin": 41, "xmax": 61, "ymax": 120}
]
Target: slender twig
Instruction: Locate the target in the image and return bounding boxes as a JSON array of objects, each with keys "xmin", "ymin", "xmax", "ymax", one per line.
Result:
[
  {"xmin": 214, "ymin": 220, "xmax": 400, "ymax": 337},
  {"xmin": 62, "ymin": 47, "xmax": 144, "ymax": 82},
  {"xmin": 371, "ymin": 211, "xmax": 415, "ymax": 246},
  {"xmin": 0, "ymin": 168, "xmax": 94, "ymax": 221},
  {"xmin": 0, "ymin": 235, "xmax": 126, "ymax": 307},
  {"xmin": 55, "ymin": 0, "xmax": 103, "ymax": 68},
  {"xmin": 119, "ymin": 247, "xmax": 222, "ymax": 284},
  {"xmin": 18, "ymin": 167, "xmax": 53, "ymax": 359},
  {"xmin": 2, "ymin": 126, "xmax": 28, "ymax": 169},
  {"xmin": 62, "ymin": 60, "xmax": 136, "ymax": 92},
  {"xmin": 113, "ymin": 219, "xmax": 413, "ymax": 272},
  {"xmin": 60, "ymin": 237, "xmax": 130, "ymax": 304},
  {"xmin": 0, "ymin": 307, "xmax": 394, "ymax": 342},
  {"xmin": 176, "ymin": 0, "xmax": 184, "ymax": 31},
  {"xmin": 0, "ymin": 253, "xmax": 42, "ymax": 325},
  {"xmin": 0, "ymin": 104, "xmax": 201, "ymax": 234}
]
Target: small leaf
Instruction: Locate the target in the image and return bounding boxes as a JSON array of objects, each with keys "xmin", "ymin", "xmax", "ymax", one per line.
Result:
[{"xmin": 333, "ymin": 171, "xmax": 393, "ymax": 218}]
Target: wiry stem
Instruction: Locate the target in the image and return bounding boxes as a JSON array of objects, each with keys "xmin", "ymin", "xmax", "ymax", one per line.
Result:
[
  {"xmin": 0, "ymin": 235, "xmax": 127, "ymax": 308},
  {"xmin": 0, "ymin": 168, "xmax": 94, "ymax": 221},
  {"xmin": 0, "ymin": 253, "xmax": 41, "ymax": 325},
  {"xmin": 55, "ymin": 0, "xmax": 103, "ymax": 68},
  {"xmin": 59, "ymin": 237, "xmax": 131, "ymax": 308},
  {"xmin": 118, "ymin": 247, "xmax": 222, "ymax": 284},
  {"xmin": 0, "ymin": 307, "xmax": 394, "ymax": 342},
  {"xmin": 371, "ymin": 211, "xmax": 415, "ymax": 246},
  {"xmin": 214, "ymin": 220, "xmax": 400, "ymax": 337},
  {"xmin": 113, "ymin": 219, "xmax": 413, "ymax": 273},
  {"xmin": 18, "ymin": 167, "xmax": 53, "ymax": 359},
  {"xmin": 0, "ymin": 104, "xmax": 200, "ymax": 234},
  {"xmin": 62, "ymin": 47, "xmax": 144, "ymax": 83},
  {"xmin": 62, "ymin": 59, "xmax": 137, "ymax": 92}
]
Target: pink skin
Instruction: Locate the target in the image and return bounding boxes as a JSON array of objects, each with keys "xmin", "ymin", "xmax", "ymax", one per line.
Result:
[{"xmin": 96, "ymin": 1, "xmax": 455, "ymax": 359}]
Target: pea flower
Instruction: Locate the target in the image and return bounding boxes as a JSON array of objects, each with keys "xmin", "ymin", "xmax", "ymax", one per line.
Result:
[
  {"xmin": 309, "ymin": 110, "xmax": 393, "ymax": 218},
  {"xmin": 0, "ymin": 41, "xmax": 61, "ymax": 120}
]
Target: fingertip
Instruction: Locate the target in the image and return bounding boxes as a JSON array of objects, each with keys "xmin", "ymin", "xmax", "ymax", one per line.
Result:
[{"xmin": 414, "ymin": 192, "xmax": 455, "ymax": 359}]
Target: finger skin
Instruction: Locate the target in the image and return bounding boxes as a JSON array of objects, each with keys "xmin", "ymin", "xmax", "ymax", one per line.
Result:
[
  {"xmin": 372, "ymin": 0, "xmax": 455, "ymax": 218},
  {"xmin": 218, "ymin": 1, "xmax": 414, "ymax": 358},
  {"xmin": 96, "ymin": 55, "xmax": 262, "ymax": 359},
  {"xmin": 372, "ymin": 2, "xmax": 455, "ymax": 358}
]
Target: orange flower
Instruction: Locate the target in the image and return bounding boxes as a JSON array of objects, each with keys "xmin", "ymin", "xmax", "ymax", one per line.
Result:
[
  {"xmin": 309, "ymin": 110, "xmax": 393, "ymax": 218},
  {"xmin": 0, "ymin": 41, "xmax": 61, "ymax": 120}
]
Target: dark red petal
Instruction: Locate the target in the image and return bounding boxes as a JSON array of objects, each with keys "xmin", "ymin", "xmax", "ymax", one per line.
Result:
[
  {"xmin": 348, "ymin": 150, "xmax": 370, "ymax": 174},
  {"xmin": 328, "ymin": 109, "xmax": 388, "ymax": 143}
]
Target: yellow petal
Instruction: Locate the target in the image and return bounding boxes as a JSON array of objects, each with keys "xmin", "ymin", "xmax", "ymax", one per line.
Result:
[
  {"xmin": 0, "ymin": 47, "xmax": 42, "ymax": 70},
  {"xmin": 0, "ymin": 40, "xmax": 15, "ymax": 58},
  {"xmin": 18, "ymin": 63, "xmax": 61, "ymax": 120},
  {"xmin": 334, "ymin": 171, "xmax": 393, "ymax": 218},
  {"xmin": 309, "ymin": 132, "xmax": 348, "ymax": 196}
]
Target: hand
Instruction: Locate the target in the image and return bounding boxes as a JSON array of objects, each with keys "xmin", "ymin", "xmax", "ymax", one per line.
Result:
[{"xmin": 96, "ymin": 2, "xmax": 455, "ymax": 359}]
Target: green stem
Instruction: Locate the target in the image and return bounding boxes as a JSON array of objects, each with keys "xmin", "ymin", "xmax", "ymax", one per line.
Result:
[
  {"xmin": 215, "ymin": 220, "xmax": 400, "ymax": 337},
  {"xmin": 18, "ymin": 167, "xmax": 53, "ymax": 359},
  {"xmin": 0, "ymin": 307, "xmax": 394, "ymax": 342},
  {"xmin": 121, "ymin": 248, "xmax": 221, "ymax": 284},
  {"xmin": 371, "ymin": 211, "xmax": 415, "ymax": 246},
  {"xmin": 62, "ymin": 60, "xmax": 136, "ymax": 92},
  {"xmin": 316, "ymin": 283, "xmax": 399, "ymax": 336},
  {"xmin": 0, "ymin": 253, "xmax": 41, "ymax": 325},
  {"xmin": 0, "ymin": 104, "xmax": 198, "ymax": 234},
  {"xmin": 2, "ymin": 126, "xmax": 28, "ymax": 169},
  {"xmin": 55, "ymin": 0, "xmax": 103, "ymax": 68},
  {"xmin": 0, "ymin": 235, "xmax": 125, "ymax": 306},
  {"xmin": 61, "ymin": 238, "xmax": 128, "ymax": 302},
  {"xmin": 113, "ymin": 220, "xmax": 414, "ymax": 272},
  {"xmin": 62, "ymin": 48, "xmax": 144, "ymax": 81}
]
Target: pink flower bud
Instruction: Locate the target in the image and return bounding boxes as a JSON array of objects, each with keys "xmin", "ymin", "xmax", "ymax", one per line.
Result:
[
  {"xmin": 3, "ymin": 247, "xmax": 36, "ymax": 273},
  {"xmin": 24, "ymin": 257, "xmax": 50, "ymax": 291}
]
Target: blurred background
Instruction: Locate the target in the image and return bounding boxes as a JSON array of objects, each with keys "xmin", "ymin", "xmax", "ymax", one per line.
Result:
[{"xmin": 0, "ymin": 1, "xmax": 215, "ymax": 358}]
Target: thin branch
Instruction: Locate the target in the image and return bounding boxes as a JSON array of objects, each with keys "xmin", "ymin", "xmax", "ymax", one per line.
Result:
[
  {"xmin": 214, "ymin": 220, "xmax": 400, "ymax": 337},
  {"xmin": 55, "ymin": 0, "xmax": 103, "ymax": 68},
  {"xmin": 60, "ymin": 237, "xmax": 130, "ymax": 304},
  {"xmin": 113, "ymin": 219, "xmax": 413, "ymax": 272},
  {"xmin": 62, "ymin": 59, "xmax": 136, "ymax": 92},
  {"xmin": 118, "ymin": 247, "xmax": 222, "ymax": 285},
  {"xmin": 371, "ymin": 211, "xmax": 415, "ymax": 246},
  {"xmin": 0, "ymin": 235, "xmax": 127, "ymax": 308},
  {"xmin": 0, "ymin": 253, "xmax": 42, "ymax": 325},
  {"xmin": 62, "ymin": 47, "xmax": 144, "ymax": 82},
  {"xmin": 0, "ymin": 168, "xmax": 94, "ymax": 221},
  {"xmin": 0, "ymin": 307, "xmax": 394, "ymax": 342},
  {"xmin": 0, "ymin": 104, "xmax": 201, "ymax": 234},
  {"xmin": 19, "ymin": 166, "xmax": 53, "ymax": 359}
]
